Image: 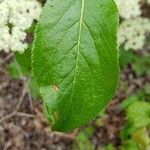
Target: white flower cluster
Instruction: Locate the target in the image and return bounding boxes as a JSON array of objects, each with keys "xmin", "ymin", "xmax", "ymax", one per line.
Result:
[
  {"xmin": 0, "ymin": 0, "xmax": 42, "ymax": 53},
  {"xmin": 115, "ymin": 0, "xmax": 141, "ymax": 19},
  {"xmin": 118, "ymin": 18, "xmax": 150, "ymax": 50},
  {"xmin": 115, "ymin": 0, "xmax": 150, "ymax": 50}
]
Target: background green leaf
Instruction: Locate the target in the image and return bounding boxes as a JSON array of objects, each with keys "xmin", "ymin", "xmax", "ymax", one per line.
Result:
[
  {"xmin": 8, "ymin": 46, "xmax": 31, "ymax": 78},
  {"xmin": 8, "ymin": 46, "xmax": 40, "ymax": 99},
  {"xmin": 119, "ymin": 48, "xmax": 150, "ymax": 76}
]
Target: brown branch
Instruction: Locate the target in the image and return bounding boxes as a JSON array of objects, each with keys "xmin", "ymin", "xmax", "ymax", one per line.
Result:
[
  {"xmin": 0, "ymin": 78, "xmax": 34, "ymax": 124},
  {"xmin": 27, "ymin": 88, "xmax": 34, "ymax": 113},
  {"xmin": 16, "ymin": 112, "xmax": 34, "ymax": 118},
  {"xmin": 54, "ymin": 129, "xmax": 79, "ymax": 140}
]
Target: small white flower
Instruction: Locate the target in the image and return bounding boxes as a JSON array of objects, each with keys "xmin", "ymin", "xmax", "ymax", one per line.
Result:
[
  {"xmin": 115, "ymin": 0, "xmax": 141, "ymax": 19},
  {"xmin": 10, "ymin": 27, "xmax": 28, "ymax": 53},
  {"xmin": 118, "ymin": 18, "xmax": 150, "ymax": 50},
  {"xmin": 0, "ymin": 27, "xmax": 10, "ymax": 52},
  {"xmin": 115, "ymin": 0, "xmax": 150, "ymax": 50},
  {"xmin": 0, "ymin": 2, "xmax": 9, "ymax": 26},
  {"xmin": 0, "ymin": 0, "xmax": 42, "ymax": 53}
]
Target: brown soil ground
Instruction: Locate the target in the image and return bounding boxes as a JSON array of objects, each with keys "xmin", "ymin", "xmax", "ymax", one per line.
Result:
[{"xmin": 0, "ymin": 51, "xmax": 149, "ymax": 150}]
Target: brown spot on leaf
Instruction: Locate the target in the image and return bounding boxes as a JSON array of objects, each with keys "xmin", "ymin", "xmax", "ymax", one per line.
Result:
[{"xmin": 52, "ymin": 85, "xmax": 59, "ymax": 92}]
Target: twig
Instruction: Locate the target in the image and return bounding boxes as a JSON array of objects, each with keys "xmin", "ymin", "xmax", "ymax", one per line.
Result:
[
  {"xmin": 0, "ymin": 112, "xmax": 16, "ymax": 124},
  {"xmin": 34, "ymin": 107, "xmax": 48, "ymax": 122},
  {"xmin": 14, "ymin": 58, "xmax": 34, "ymax": 113},
  {"xmin": 54, "ymin": 129, "xmax": 79, "ymax": 140},
  {"xmin": 16, "ymin": 112, "xmax": 34, "ymax": 118},
  {"xmin": 16, "ymin": 82, "xmax": 27, "ymax": 111},
  {"xmin": 19, "ymin": 77, "xmax": 34, "ymax": 113},
  {"xmin": 27, "ymin": 84, "xmax": 34, "ymax": 113},
  {"xmin": 0, "ymin": 78, "xmax": 29, "ymax": 124}
]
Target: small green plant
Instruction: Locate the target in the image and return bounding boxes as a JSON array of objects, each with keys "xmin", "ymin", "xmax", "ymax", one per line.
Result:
[
  {"xmin": 104, "ymin": 95, "xmax": 150, "ymax": 150},
  {"xmin": 73, "ymin": 127, "xmax": 94, "ymax": 150},
  {"xmin": 119, "ymin": 48, "xmax": 150, "ymax": 76},
  {"xmin": 120, "ymin": 97, "xmax": 150, "ymax": 150}
]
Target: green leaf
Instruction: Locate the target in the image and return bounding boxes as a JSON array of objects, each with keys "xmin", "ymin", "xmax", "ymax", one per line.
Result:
[
  {"xmin": 121, "ymin": 140, "xmax": 139, "ymax": 150},
  {"xmin": 73, "ymin": 131, "xmax": 94, "ymax": 150},
  {"xmin": 15, "ymin": 46, "xmax": 32, "ymax": 76},
  {"xmin": 126, "ymin": 101, "xmax": 150, "ymax": 129},
  {"xmin": 105, "ymin": 144, "xmax": 116, "ymax": 150},
  {"xmin": 32, "ymin": 0, "xmax": 119, "ymax": 131},
  {"xmin": 28, "ymin": 78, "xmax": 41, "ymax": 99},
  {"xmin": 8, "ymin": 60, "xmax": 22, "ymax": 79},
  {"xmin": 132, "ymin": 128, "xmax": 150, "ymax": 149},
  {"xmin": 8, "ymin": 46, "xmax": 32, "ymax": 79},
  {"xmin": 119, "ymin": 48, "xmax": 150, "ymax": 76},
  {"xmin": 119, "ymin": 48, "xmax": 135, "ymax": 68}
]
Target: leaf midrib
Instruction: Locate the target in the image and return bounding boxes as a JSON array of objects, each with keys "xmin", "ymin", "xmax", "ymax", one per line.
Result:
[
  {"xmin": 71, "ymin": 0, "xmax": 85, "ymax": 95},
  {"xmin": 63, "ymin": 0, "xmax": 85, "ymax": 125}
]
